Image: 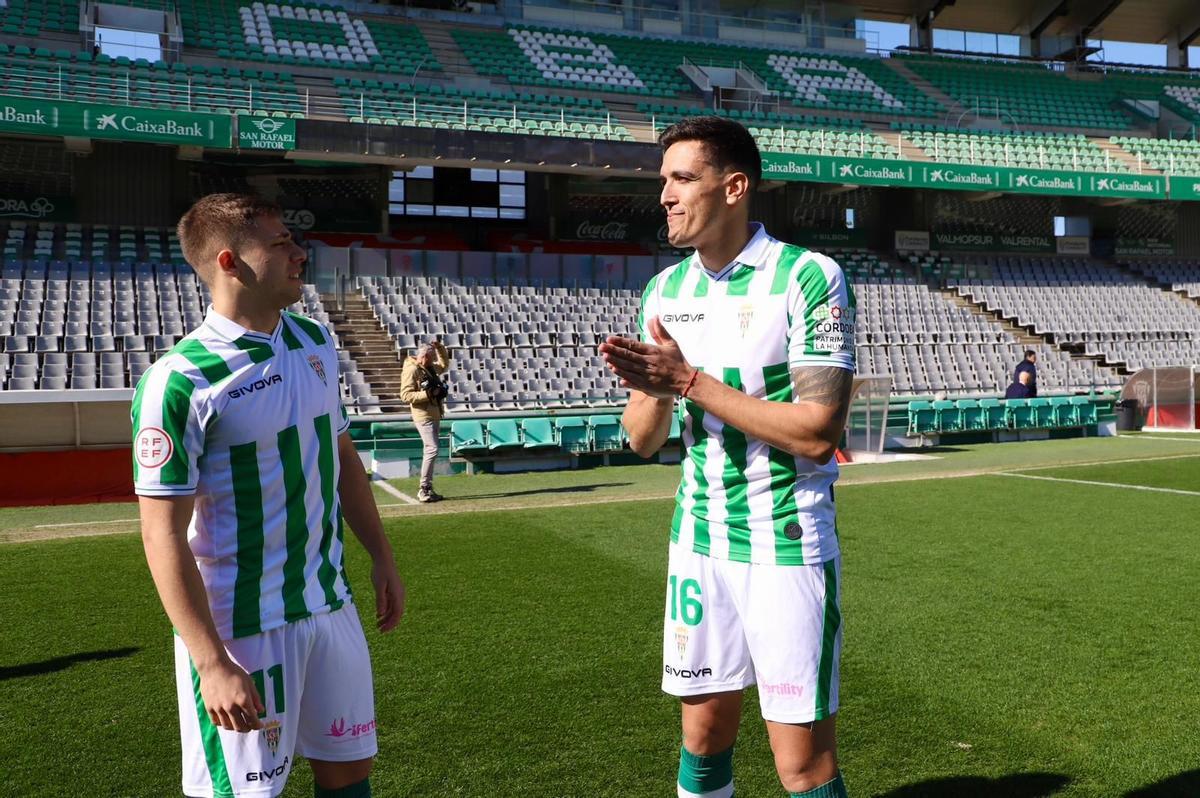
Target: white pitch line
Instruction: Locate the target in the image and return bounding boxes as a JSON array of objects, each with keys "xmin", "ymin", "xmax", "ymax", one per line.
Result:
[
  {"xmin": 1125, "ymin": 435, "xmax": 1200, "ymax": 443},
  {"xmin": 995, "ymin": 472, "xmax": 1200, "ymax": 497},
  {"xmin": 34, "ymin": 517, "xmax": 139, "ymax": 529},
  {"xmin": 1017, "ymin": 451, "xmax": 1200, "ymax": 472},
  {"xmin": 372, "ymin": 478, "xmax": 418, "ymax": 505}
]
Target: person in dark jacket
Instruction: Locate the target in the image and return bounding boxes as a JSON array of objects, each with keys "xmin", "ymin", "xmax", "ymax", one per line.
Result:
[
  {"xmin": 1013, "ymin": 350, "xmax": 1038, "ymax": 397},
  {"xmin": 1004, "ymin": 369, "xmax": 1033, "ymax": 400}
]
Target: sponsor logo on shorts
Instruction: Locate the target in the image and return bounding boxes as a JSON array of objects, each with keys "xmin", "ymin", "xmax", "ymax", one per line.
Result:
[
  {"xmin": 664, "ymin": 665, "xmax": 712, "ymax": 679},
  {"xmin": 246, "ymin": 756, "xmax": 289, "ymax": 782},
  {"xmin": 262, "ymin": 719, "xmax": 282, "ymax": 757},
  {"xmin": 759, "ymin": 681, "xmax": 805, "ymax": 698},
  {"xmin": 135, "ymin": 427, "xmax": 173, "ymax": 469},
  {"xmin": 325, "ymin": 716, "xmax": 377, "ymax": 741}
]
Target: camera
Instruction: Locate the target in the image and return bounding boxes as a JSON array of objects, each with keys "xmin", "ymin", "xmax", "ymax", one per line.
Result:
[{"xmin": 421, "ymin": 373, "xmax": 449, "ymax": 401}]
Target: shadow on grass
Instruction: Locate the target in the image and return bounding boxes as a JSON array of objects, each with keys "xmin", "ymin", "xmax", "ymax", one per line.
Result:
[
  {"xmin": 878, "ymin": 772, "xmax": 1070, "ymax": 798},
  {"xmin": 456, "ymin": 482, "xmax": 635, "ymax": 500},
  {"xmin": 1125, "ymin": 770, "xmax": 1200, "ymax": 797},
  {"xmin": 0, "ymin": 646, "xmax": 140, "ymax": 681}
]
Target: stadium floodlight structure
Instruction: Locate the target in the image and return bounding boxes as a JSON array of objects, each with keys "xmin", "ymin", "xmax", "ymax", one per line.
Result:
[
  {"xmin": 846, "ymin": 375, "xmax": 891, "ymax": 455},
  {"xmin": 1121, "ymin": 366, "xmax": 1199, "ymax": 432}
]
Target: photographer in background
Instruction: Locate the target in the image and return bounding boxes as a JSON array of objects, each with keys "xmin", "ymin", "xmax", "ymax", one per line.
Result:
[{"xmin": 401, "ymin": 338, "xmax": 451, "ymax": 503}]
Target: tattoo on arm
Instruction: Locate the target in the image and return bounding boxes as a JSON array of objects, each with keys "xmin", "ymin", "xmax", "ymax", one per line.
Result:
[{"xmin": 790, "ymin": 366, "xmax": 854, "ymax": 408}]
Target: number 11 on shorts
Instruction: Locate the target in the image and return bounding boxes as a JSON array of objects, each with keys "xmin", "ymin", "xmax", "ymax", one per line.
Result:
[
  {"xmin": 668, "ymin": 575, "xmax": 704, "ymax": 626},
  {"xmin": 250, "ymin": 663, "xmax": 285, "ymax": 718}
]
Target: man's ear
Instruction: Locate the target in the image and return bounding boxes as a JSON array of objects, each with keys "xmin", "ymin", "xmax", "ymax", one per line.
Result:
[
  {"xmin": 216, "ymin": 249, "xmax": 238, "ymax": 277},
  {"xmin": 725, "ymin": 171, "xmax": 751, "ymax": 207}
]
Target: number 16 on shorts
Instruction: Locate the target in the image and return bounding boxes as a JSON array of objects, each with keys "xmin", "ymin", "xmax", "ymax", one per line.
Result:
[{"xmin": 663, "ymin": 570, "xmax": 716, "ymax": 688}]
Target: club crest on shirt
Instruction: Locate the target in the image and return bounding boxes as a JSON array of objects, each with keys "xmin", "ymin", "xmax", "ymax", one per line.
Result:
[
  {"xmin": 262, "ymin": 719, "xmax": 282, "ymax": 757},
  {"xmin": 738, "ymin": 303, "xmax": 754, "ymax": 337},
  {"xmin": 307, "ymin": 354, "xmax": 326, "ymax": 384}
]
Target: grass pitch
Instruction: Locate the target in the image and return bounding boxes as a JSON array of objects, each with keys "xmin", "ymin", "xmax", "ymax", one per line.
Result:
[{"xmin": 2, "ymin": 436, "xmax": 1199, "ymax": 796}]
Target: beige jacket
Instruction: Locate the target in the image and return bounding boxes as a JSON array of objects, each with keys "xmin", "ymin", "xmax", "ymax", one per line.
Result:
[{"xmin": 400, "ymin": 341, "xmax": 451, "ymax": 424}]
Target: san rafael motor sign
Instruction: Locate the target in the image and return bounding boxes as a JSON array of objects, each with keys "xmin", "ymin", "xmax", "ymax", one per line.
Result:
[
  {"xmin": 0, "ymin": 95, "xmax": 232, "ymax": 147},
  {"xmin": 238, "ymin": 117, "xmax": 297, "ymax": 151}
]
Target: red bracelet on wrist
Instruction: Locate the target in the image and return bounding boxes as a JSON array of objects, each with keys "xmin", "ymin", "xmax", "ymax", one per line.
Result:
[{"xmin": 680, "ymin": 369, "xmax": 699, "ymax": 398}]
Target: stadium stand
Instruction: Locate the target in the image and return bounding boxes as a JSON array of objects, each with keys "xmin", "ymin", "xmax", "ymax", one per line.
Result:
[
  {"xmin": 0, "ymin": 48, "xmax": 308, "ymax": 117},
  {"xmin": 1113, "ymin": 136, "xmax": 1200, "ymax": 175},
  {"xmin": 939, "ymin": 255, "xmax": 1200, "ymax": 375},
  {"xmin": 903, "ymin": 127, "xmax": 1132, "ymax": 173},
  {"xmin": 899, "ymin": 55, "xmax": 1137, "ymax": 130},
  {"xmin": 356, "ymin": 275, "xmax": 631, "ymax": 413},
  {"xmin": 1124, "ymin": 260, "xmax": 1200, "ymax": 300},
  {"xmin": 334, "ymin": 80, "xmax": 634, "ymax": 140}
]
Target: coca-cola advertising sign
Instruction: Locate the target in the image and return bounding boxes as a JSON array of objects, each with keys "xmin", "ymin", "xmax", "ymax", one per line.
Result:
[{"xmin": 575, "ymin": 220, "xmax": 630, "ymax": 240}]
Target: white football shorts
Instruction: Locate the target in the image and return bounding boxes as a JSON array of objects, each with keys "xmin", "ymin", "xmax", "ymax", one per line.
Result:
[
  {"xmin": 661, "ymin": 542, "xmax": 842, "ymax": 724},
  {"xmin": 174, "ymin": 604, "xmax": 377, "ymax": 798}
]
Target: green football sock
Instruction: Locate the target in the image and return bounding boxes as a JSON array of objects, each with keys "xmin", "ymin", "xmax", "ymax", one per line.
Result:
[
  {"xmin": 789, "ymin": 771, "xmax": 847, "ymax": 798},
  {"xmin": 314, "ymin": 777, "xmax": 370, "ymax": 798},
  {"xmin": 678, "ymin": 744, "xmax": 734, "ymax": 797}
]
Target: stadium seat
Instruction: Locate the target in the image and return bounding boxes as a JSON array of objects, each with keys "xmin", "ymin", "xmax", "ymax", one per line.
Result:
[
  {"xmin": 1007, "ymin": 399, "xmax": 1035, "ymax": 429},
  {"xmin": 588, "ymin": 415, "xmax": 624, "ymax": 452},
  {"xmin": 1073, "ymin": 396, "xmax": 1099, "ymax": 425},
  {"xmin": 485, "ymin": 418, "xmax": 522, "ymax": 451},
  {"xmin": 932, "ymin": 400, "xmax": 960, "ymax": 433},
  {"xmin": 554, "ymin": 416, "xmax": 590, "ymax": 454},
  {"xmin": 1029, "ymin": 397, "xmax": 1055, "ymax": 428},
  {"xmin": 978, "ymin": 398, "xmax": 1008, "ymax": 429},
  {"xmin": 956, "ymin": 399, "xmax": 985, "ymax": 430},
  {"xmin": 450, "ymin": 420, "xmax": 488, "ymax": 455},
  {"xmin": 1049, "ymin": 396, "xmax": 1076, "ymax": 426},
  {"xmin": 907, "ymin": 401, "xmax": 936, "ymax": 436},
  {"xmin": 520, "ymin": 417, "xmax": 557, "ymax": 449}
]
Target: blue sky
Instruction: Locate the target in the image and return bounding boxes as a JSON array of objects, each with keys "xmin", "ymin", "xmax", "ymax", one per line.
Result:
[{"xmin": 858, "ymin": 19, "xmax": 1200, "ymax": 68}]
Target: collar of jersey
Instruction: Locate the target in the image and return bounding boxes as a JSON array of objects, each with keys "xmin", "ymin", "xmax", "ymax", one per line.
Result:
[
  {"xmin": 202, "ymin": 305, "xmax": 281, "ymax": 344},
  {"xmin": 691, "ymin": 222, "xmax": 772, "ymax": 281}
]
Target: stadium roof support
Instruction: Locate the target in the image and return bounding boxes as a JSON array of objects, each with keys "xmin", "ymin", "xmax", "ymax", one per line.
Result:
[
  {"xmin": 913, "ymin": 0, "xmax": 957, "ymax": 51},
  {"xmin": 858, "ymin": 0, "xmax": 1200, "ymax": 49}
]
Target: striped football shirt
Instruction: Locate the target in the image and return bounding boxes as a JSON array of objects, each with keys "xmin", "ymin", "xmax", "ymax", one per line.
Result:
[
  {"xmin": 640, "ymin": 223, "xmax": 856, "ymax": 566},
  {"xmin": 132, "ymin": 307, "xmax": 353, "ymax": 640}
]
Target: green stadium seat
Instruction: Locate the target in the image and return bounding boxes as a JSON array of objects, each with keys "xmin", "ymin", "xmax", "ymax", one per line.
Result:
[
  {"xmin": 554, "ymin": 417, "xmax": 590, "ymax": 454},
  {"xmin": 1073, "ymin": 396, "xmax": 1099, "ymax": 425},
  {"xmin": 978, "ymin": 398, "xmax": 1008, "ymax": 429},
  {"xmin": 589, "ymin": 415, "xmax": 624, "ymax": 452},
  {"xmin": 933, "ymin": 400, "xmax": 960, "ymax": 433},
  {"xmin": 907, "ymin": 401, "xmax": 936, "ymax": 436},
  {"xmin": 1049, "ymin": 396, "xmax": 1075, "ymax": 426},
  {"xmin": 956, "ymin": 399, "xmax": 985, "ymax": 431},
  {"xmin": 1029, "ymin": 398, "xmax": 1055, "ymax": 428},
  {"xmin": 485, "ymin": 419, "xmax": 522, "ymax": 451},
  {"xmin": 520, "ymin": 417, "xmax": 558, "ymax": 450},
  {"xmin": 450, "ymin": 420, "xmax": 488, "ymax": 455},
  {"xmin": 1007, "ymin": 399, "xmax": 1035, "ymax": 429}
]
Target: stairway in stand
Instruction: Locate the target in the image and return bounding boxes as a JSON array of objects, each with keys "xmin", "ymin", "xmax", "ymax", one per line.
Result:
[{"xmin": 323, "ymin": 292, "xmax": 409, "ymax": 413}]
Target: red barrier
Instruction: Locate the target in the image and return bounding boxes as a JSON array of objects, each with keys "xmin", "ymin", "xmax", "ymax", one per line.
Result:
[{"xmin": 0, "ymin": 448, "xmax": 136, "ymax": 507}]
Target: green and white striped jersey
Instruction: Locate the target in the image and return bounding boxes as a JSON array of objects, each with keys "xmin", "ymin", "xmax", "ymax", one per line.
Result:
[
  {"xmin": 132, "ymin": 307, "xmax": 353, "ymax": 640},
  {"xmin": 640, "ymin": 224, "xmax": 856, "ymax": 566}
]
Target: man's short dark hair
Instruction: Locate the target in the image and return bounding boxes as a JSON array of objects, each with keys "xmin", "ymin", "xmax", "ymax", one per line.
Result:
[
  {"xmin": 1024, "ymin": 350, "xmax": 1036, "ymax": 359},
  {"xmin": 177, "ymin": 193, "xmax": 281, "ymax": 281},
  {"xmin": 658, "ymin": 116, "xmax": 761, "ymax": 192}
]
